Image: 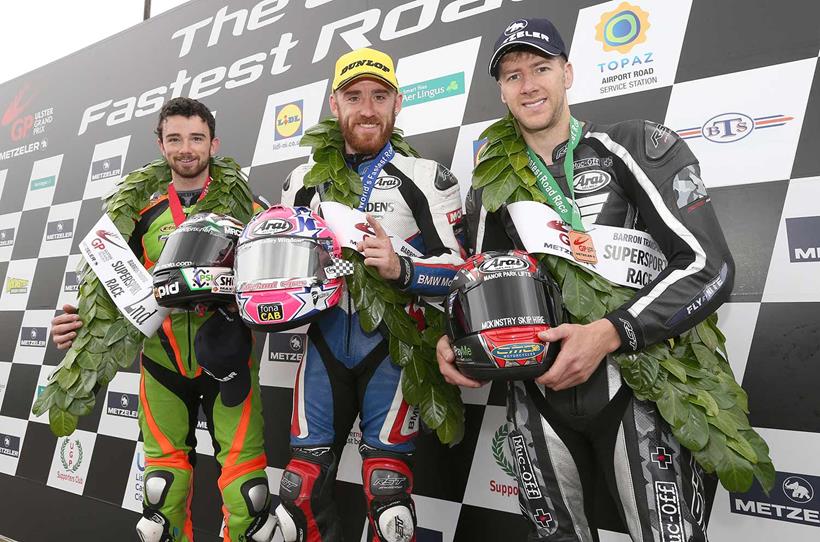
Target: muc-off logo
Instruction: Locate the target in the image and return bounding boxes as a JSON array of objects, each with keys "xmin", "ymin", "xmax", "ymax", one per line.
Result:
[
  {"xmin": 510, "ymin": 434, "xmax": 542, "ymax": 500},
  {"xmin": 654, "ymin": 481, "xmax": 685, "ymax": 542},
  {"xmin": 258, "ymin": 302, "xmax": 284, "ymax": 322},
  {"xmin": 731, "ymin": 471, "xmax": 820, "ymax": 527},
  {"xmin": 254, "ymin": 219, "xmax": 292, "ymax": 235},
  {"xmin": 786, "ymin": 216, "xmax": 820, "ymax": 263},
  {"xmin": 374, "ymin": 176, "xmax": 401, "ymax": 190},
  {"xmin": 0, "ymin": 433, "xmax": 20, "ymax": 458},
  {"xmin": 479, "ymin": 255, "xmax": 528, "ymax": 273},
  {"xmin": 106, "ymin": 392, "xmax": 139, "ymax": 419}
]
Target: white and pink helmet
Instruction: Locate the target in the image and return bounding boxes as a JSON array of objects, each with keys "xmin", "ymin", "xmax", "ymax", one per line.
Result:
[{"xmin": 234, "ymin": 205, "xmax": 351, "ymax": 331}]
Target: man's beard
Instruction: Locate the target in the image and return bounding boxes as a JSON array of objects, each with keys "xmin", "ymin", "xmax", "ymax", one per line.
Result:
[
  {"xmin": 169, "ymin": 156, "xmax": 209, "ymax": 179},
  {"xmin": 339, "ymin": 113, "xmax": 395, "ymax": 155}
]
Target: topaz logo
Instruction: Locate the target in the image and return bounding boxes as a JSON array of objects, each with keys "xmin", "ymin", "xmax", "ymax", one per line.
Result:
[
  {"xmin": 573, "ymin": 170, "xmax": 611, "ymax": 193},
  {"xmin": 785, "ymin": 216, "xmax": 820, "ymax": 263},
  {"xmin": 783, "ymin": 476, "xmax": 814, "ymax": 504},
  {"xmin": 595, "ymin": 2, "xmax": 651, "ymax": 54},
  {"xmin": 505, "ymin": 19, "xmax": 528, "ymax": 35},
  {"xmin": 479, "ymin": 255, "xmax": 528, "ymax": 273},
  {"xmin": 274, "ymin": 100, "xmax": 303, "ymax": 141},
  {"xmin": 254, "ymin": 218, "xmax": 292, "ymax": 235}
]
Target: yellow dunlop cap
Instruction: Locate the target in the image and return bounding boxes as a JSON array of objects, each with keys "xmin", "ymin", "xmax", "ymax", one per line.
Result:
[{"xmin": 332, "ymin": 48, "xmax": 399, "ymax": 92}]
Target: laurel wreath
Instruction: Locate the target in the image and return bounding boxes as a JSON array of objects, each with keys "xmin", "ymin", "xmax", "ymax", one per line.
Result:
[
  {"xmin": 473, "ymin": 113, "xmax": 774, "ymax": 493},
  {"xmin": 31, "ymin": 157, "xmax": 255, "ymax": 437},
  {"xmin": 491, "ymin": 424, "xmax": 516, "ymax": 479},
  {"xmin": 59, "ymin": 438, "xmax": 83, "ymax": 473},
  {"xmin": 300, "ymin": 119, "xmax": 465, "ymax": 444}
]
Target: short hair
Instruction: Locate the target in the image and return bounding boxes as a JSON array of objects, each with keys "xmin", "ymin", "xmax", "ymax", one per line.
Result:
[{"xmin": 155, "ymin": 97, "xmax": 216, "ymax": 140}]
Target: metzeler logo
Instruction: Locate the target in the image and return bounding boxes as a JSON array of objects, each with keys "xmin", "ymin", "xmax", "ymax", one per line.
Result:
[
  {"xmin": 677, "ymin": 112, "xmax": 794, "ymax": 143},
  {"xmin": 6, "ymin": 277, "xmax": 30, "ymax": 294},
  {"xmin": 30, "ymin": 175, "xmax": 56, "ymax": 191},
  {"xmin": 731, "ymin": 470, "xmax": 820, "ymax": 527},
  {"xmin": 20, "ymin": 327, "xmax": 47, "ymax": 347},
  {"xmin": 269, "ymin": 332, "xmax": 306, "ymax": 362},
  {"xmin": 505, "ymin": 19, "xmax": 528, "ymax": 35},
  {"xmin": 0, "ymin": 433, "xmax": 21, "ymax": 458},
  {"xmin": 785, "ymin": 216, "xmax": 820, "ymax": 263},
  {"xmin": 595, "ymin": 2, "xmax": 650, "ymax": 53},
  {"xmin": 106, "ymin": 391, "xmax": 139, "ymax": 419},
  {"xmin": 46, "ymin": 219, "xmax": 74, "ymax": 241},
  {"xmin": 0, "ymin": 227, "xmax": 14, "ymax": 247},
  {"xmin": 401, "ymin": 72, "xmax": 465, "ymax": 107},
  {"xmin": 90, "ymin": 155, "xmax": 123, "ymax": 181},
  {"xmin": 274, "ymin": 100, "xmax": 303, "ymax": 141},
  {"xmin": 64, "ymin": 271, "xmax": 80, "ymax": 292}
]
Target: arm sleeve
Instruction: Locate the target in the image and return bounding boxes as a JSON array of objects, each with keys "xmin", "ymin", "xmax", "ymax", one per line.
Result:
[
  {"xmin": 394, "ymin": 162, "xmax": 465, "ymax": 296},
  {"xmin": 594, "ymin": 121, "xmax": 735, "ymax": 352}
]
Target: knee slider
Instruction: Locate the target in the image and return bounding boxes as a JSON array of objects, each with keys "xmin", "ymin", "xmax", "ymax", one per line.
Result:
[
  {"xmin": 276, "ymin": 447, "xmax": 338, "ymax": 542},
  {"xmin": 135, "ymin": 510, "xmax": 173, "ymax": 542},
  {"xmin": 363, "ymin": 457, "xmax": 415, "ymax": 542},
  {"xmin": 143, "ymin": 470, "xmax": 174, "ymax": 508},
  {"xmin": 240, "ymin": 478, "xmax": 279, "ymax": 542}
]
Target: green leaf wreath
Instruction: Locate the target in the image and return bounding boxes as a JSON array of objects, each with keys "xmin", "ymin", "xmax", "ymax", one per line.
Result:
[
  {"xmin": 31, "ymin": 157, "xmax": 255, "ymax": 437},
  {"xmin": 473, "ymin": 113, "xmax": 774, "ymax": 493},
  {"xmin": 300, "ymin": 119, "xmax": 465, "ymax": 445}
]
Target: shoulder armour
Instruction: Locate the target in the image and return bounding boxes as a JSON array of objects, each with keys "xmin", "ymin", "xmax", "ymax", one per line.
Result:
[
  {"xmin": 644, "ymin": 121, "xmax": 678, "ymax": 160},
  {"xmin": 434, "ymin": 163, "xmax": 459, "ymax": 190}
]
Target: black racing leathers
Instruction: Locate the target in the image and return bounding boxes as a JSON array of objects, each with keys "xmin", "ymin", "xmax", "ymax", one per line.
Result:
[{"xmin": 466, "ymin": 120, "xmax": 734, "ymax": 541}]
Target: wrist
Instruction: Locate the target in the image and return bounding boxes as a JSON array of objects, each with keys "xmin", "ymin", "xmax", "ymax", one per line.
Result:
[{"xmin": 594, "ymin": 318, "xmax": 622, "ymax": 353}]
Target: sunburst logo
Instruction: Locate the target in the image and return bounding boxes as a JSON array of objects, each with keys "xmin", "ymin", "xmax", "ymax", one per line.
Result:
[{"xmin": 595, "ymin": 2, "xmax": 650, "ymax": 54}]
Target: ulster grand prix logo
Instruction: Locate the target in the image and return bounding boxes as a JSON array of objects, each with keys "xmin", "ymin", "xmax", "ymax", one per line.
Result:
[
  {"xmin": 60, "ymin": 438, "xmax": 83, "ymax": 473},
  {"xmin": 595, "ymin": 2, "xmax": 650, "ymax": 53},
  {"xmin": 2, "ymin": 83, "xmax": 36, "ymax": 141}
]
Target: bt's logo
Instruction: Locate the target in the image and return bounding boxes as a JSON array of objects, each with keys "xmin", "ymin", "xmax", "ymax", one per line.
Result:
[
  {"xmin": 275, "ymin": 100, "xmax": 303, "ymax": 141},
  {"xmin": 676, "ymin": 113, "xmax": 794, "ymax": 143},
  {"xmin": 595, "ymin": 2, "xmax": 650, "ymax": 54},
  {"xmin": 1, "ymin": 82, "xmax": 36, "ymax": 141}
]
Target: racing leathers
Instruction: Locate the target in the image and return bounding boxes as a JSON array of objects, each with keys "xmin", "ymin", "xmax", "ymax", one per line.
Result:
[
  {"xmin": 279, "ymin": 146, "xmax": 464, "ymax": 542},
  {"xmin": 129, "ymin": 187, "xmax": 275, "ymax": 542},
  {"xmin": 466, "ymin": 120, "xmax": 735, "ymax": 542}
]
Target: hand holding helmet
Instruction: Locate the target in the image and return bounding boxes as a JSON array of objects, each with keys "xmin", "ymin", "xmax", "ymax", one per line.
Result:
[{"xmin": 445, "ymin": 251, "xmax": 564, "ymax": 381}]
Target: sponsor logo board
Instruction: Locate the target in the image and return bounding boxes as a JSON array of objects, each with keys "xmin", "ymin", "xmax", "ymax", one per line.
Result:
[{"xmin": 730, "ymin": 471, "xmax": 820, "ymax": 527}]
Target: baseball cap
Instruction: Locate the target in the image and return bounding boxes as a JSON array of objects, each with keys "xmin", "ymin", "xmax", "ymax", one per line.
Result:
[
  {"xmin": 332, "ymin": 47, "xmax": 400, "ymax": 92},
  {"xmin": 194, "ymin": 307, "xmax": 252, "ymax": 407},
  {"xmin": 488, "ymin": 18, "xmax": 568, "ymax": 78}
]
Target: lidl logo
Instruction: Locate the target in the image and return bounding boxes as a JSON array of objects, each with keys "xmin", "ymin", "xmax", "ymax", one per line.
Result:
[
  {"xmin": 274, "ymin": 100, "xmax": 303, "ymax": 141},
  {"xmin": 401, "ymin": 73, "xmax": 465, "ymax": 107},
  {"xmin": 677, "ymin": 113, "xmax": 794, "ymax": 143},
  {"xmin": 595, "ymin": 2, "xmax": 651, "ymax": 54},
  {"xmin": 30, "ymin": 175, "xmax": 56, "ymax": 191}
]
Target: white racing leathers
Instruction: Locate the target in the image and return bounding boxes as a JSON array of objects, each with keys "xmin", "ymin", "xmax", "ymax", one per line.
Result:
[{"xmin": 466, "ymin": 120, "xmax": 735, "ymax": 542}]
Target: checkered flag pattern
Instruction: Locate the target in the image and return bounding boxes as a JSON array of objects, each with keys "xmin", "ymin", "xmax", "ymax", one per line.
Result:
[
  {"xmin": 1, "ymin": 1, "xmax": 819, "ymax": 541},
  {"xmin": 324, "ymin": 258, "xmax": 355, "ymax": 279}
]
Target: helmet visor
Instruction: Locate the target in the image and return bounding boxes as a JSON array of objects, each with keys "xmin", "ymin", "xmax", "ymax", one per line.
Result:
[
  {"xmin": 155, "ymin": 230, "xmax": 235, "ymax": 273},
  {"xmin": 235, "ymin": 237, "xmax": 333, "ymax": 288},
  {"xmin": 448, "ymin": 275, "xmax": 551, "ymax": 340}
]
